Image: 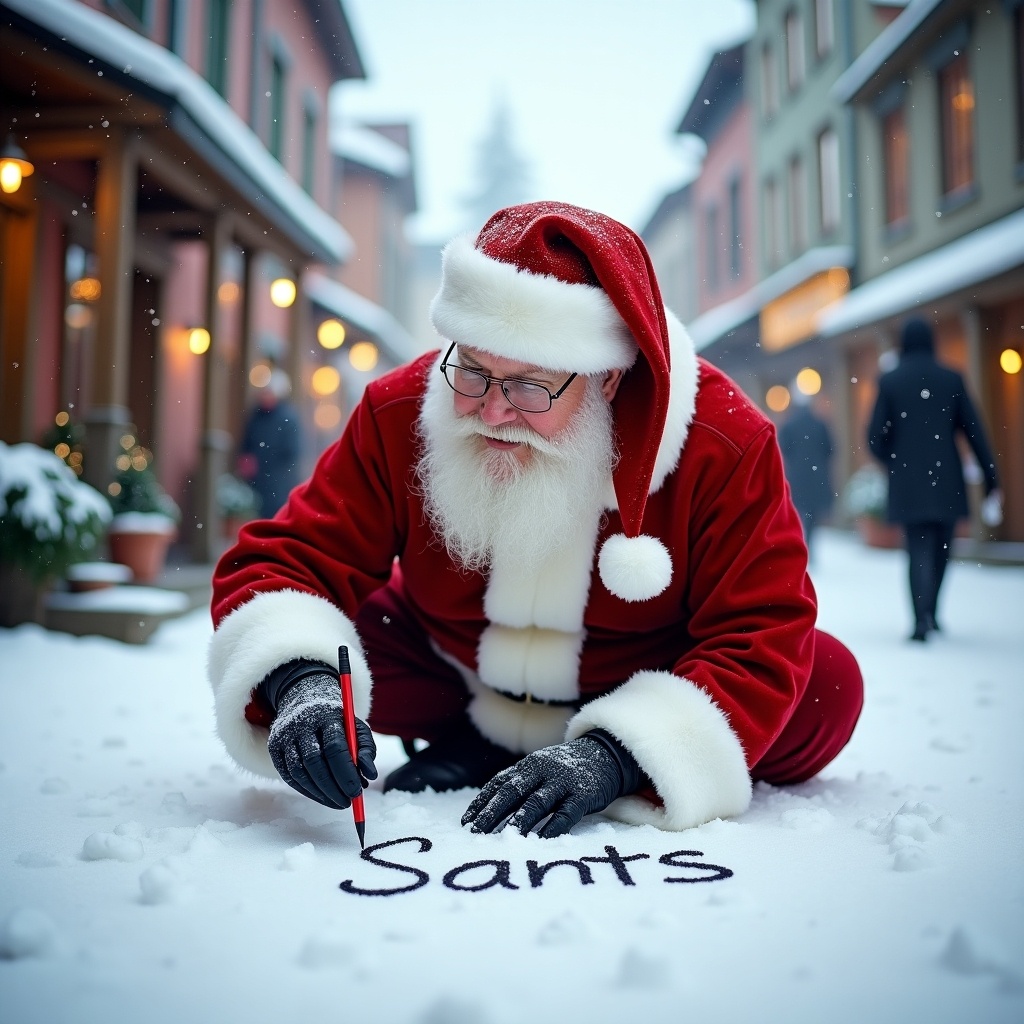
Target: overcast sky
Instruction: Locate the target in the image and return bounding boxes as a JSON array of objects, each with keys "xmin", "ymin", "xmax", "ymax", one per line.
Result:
[{"xmin": 336, "ymin": 0, "xmax": 755, "ymax": 243}]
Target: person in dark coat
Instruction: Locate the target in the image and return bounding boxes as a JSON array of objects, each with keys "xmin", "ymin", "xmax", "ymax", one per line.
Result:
[
  {"xmin": 778, "ymin": 391, "xmax": 834, "ymax": 559},
  {"xmin": 867, "ymin": 318, "xmax": 1001, "ymax": 641},
  {"xmin": 237, "ymin": 369, "xmax": 302, "ymax": 518}
]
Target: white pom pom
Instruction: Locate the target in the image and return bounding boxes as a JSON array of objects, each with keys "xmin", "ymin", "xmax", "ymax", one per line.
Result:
[{"xmin": 598, "ymin": 534, "xmax": 672, "ymax": 602}]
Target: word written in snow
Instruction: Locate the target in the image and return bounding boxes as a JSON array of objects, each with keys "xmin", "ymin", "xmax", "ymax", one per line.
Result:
[{"xmin": 339, "ymin": 836, "xmax": 734, "ymax": 897}]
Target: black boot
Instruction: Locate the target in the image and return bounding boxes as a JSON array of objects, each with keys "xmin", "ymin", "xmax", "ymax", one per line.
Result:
[{"xmin": 383, "ymin": 715, "xmax": 517, "ymax": 794}]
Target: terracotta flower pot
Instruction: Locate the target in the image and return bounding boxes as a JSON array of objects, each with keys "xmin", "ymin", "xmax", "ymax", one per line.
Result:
[{"xmin": 107, "ymin": 513, "xmax": 177, "ymax": 584}]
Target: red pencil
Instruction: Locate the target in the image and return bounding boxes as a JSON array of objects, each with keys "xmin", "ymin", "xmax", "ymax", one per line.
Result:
[{"xmin": 337, "ymin": 645, "xmax": 365, "ymax": 849}]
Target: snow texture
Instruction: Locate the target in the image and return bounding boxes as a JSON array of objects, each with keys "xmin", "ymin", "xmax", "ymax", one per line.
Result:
[{"xmin": 0, "ymin": 529, "xmax": 1022, "ymax": 1023}]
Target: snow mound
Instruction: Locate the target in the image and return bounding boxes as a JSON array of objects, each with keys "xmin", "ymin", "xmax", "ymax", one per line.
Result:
[
  {"xmin": 81, "ymin": 831, "xmax": 145, "ymax": 862},
  {"xmin": 279, "ymin": 842, "xmax": 316, "ymax": 871},
  {"xmin": 0, "ymin": 908, "xmax": 58, "ymax": 959},
  {"xmin": 940, "ymin": 925, "xmax": 1024, "ymax": 992}
]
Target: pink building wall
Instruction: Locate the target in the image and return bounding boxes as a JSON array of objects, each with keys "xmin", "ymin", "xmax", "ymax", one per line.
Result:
[
  {"xmin": 337, "ymin": 174, "xmax": 384, "ymax": 302},
  {"xmin": 692, "ymin": 101, "xmax": 758, "ymax": 314}
]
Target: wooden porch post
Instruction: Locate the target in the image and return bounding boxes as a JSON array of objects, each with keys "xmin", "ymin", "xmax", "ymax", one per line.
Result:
[
  {"xmin": 83, "ymin": 128, "xmax": 138, "ymax": 492},
  {"xmin": 191, "ymin": 214, "xmax": 233, "ymax": 563}
]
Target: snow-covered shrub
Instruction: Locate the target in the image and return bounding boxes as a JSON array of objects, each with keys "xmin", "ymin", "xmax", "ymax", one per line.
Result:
[
  {"xmin": 841, "ymin": 464, "xmax": 888, "ymax": 521},
  {"xmin": 217, "ymin": 473, "xmax": 258, "ymax": 518},
  {"xmin": 0, "ymin": 441, "xmax": 112, "ymax": 583}
]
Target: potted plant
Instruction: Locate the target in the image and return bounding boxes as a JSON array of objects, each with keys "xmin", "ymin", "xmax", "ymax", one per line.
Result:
[
  {"xmin": 0, "ymin": 440, "xmax": 112, "ymax": 626},
  {"xmin": 106, "ymin": 444, "xmax": 181, "ymax": 583},
  {"xmin": 217, "ymin": 472, "xmax": 259, "ymax": 540},
  {"xmin": 841, "ymin": 464, "xmax": 902, "ymax": 549}
]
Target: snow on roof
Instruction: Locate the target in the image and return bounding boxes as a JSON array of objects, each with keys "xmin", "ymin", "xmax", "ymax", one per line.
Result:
[
  {"xmin": 330, "ymin": 124, "xmax": 410, "ymax": 179},
  {"xmin": 688, "ymin": 245, "xmax": 854, "ymax": 350},
  {"xmin": 817, "ymin": 207, "xmax": 1024, "ymax": 337},
  {"xmin": 2, "ymin": 0, "xmax": 353, "ymax": 264},
  {"xmin": 832, "ymin": 0, "xmax": 942, "ymax": 104},
  {"xmin": 303, "ymin": 272, "xmax": 427, "ymax": 365}
]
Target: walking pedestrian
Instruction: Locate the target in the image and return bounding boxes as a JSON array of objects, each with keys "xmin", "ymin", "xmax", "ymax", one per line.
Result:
[
  {"xmin": 778, "ymin": 390, "xmax": 834, "ymax": 560},
  {"xmin": 867, "ymin": 318, "xmax": 1001, "ymax": 642}
]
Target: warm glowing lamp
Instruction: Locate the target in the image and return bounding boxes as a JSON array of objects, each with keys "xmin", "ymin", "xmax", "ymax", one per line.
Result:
[
  {"xmin": 317, "ymin": 318, "xmax": 346, "ymax": 350},
  {"xmin": 795, "ymin": 367, "xmax": 822, "ymax": 395},
  {"xmin": 311, "ymin": 365, "xmax": 341, "ymax": 396},
  {"xmin": 766, "ymin": 385, "xmax": 791, "ymax": 413},
  {"xmin": 188, "ymin": 327, "xmax": 211, "ymax": 354},
  {"xmin": 349, "ymin": 341, "xmax": 379, "ymax": 372},
  {"xmin": 0, "ymin": 135, "xmax": 34, "ymax": 194},
  {"xmin": 270, "ymin": 277, "xmax": 296, "ymax": 308},
  {"xmin": 999, "ymin": 348, "xmax": 1022, "ymax": 375},
  {"xmin": 249, "ymin": 362, "xmax": 272, "ymax": 388}
]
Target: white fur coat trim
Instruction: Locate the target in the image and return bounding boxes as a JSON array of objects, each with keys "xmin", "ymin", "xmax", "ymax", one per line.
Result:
[
  {"xmin": 565, "ymin": 670, "xmax": 752, "ymax": 831},
  {"xmin": 207, "ymin": 589, "xmax": 373, "ymax": 779},
  {"xmin": 430, "ymin": 235, "xmax": 639, "ymax": 374},
  {"xmin": 477, "ymin": 624, "xmax": 584, "ymax": 702}
]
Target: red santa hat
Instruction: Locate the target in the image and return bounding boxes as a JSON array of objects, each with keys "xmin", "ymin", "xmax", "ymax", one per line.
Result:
[{"xmin": 429, "ymin": 201, "xmax": 674, "ymax": 602}]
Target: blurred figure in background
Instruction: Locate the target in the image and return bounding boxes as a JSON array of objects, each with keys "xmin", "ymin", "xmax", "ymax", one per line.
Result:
[
  {"xmin": 237, "ymin": 368, "xmax": 301, "ymax": 518},
  {"xmin": 867, "ymin": 318, "xmax": 1001, "ymax": 642},
  {"xmin": 778, "ymin": 389, "xmax": 834, "ymax": 561}
]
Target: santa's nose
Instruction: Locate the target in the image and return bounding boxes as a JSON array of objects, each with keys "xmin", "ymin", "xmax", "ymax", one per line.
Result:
[{"xmin": 476, "ymin": 385, "xmax": 519, "ymax": 427}]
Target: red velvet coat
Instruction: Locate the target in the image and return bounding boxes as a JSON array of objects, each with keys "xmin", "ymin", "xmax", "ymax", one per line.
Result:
[{"xmin": 208, "ymin": 318, "xmax": 816, "ymax": 831}]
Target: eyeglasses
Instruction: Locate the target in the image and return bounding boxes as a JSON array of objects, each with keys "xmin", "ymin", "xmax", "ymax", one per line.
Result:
[{"xmin": 439, "ymin": 342, "xmax": 578, "ymax": 414}]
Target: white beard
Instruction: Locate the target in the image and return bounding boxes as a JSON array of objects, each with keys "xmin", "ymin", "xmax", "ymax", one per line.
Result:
[{"xmin": 416, "ymin": 377, "xmax": 617, "ymax": 574}]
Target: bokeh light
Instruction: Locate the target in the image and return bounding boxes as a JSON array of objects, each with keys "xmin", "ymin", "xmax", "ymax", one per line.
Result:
[{"xmin": 766, "ymin": 385, "xmax": 791, "ymax": 413}]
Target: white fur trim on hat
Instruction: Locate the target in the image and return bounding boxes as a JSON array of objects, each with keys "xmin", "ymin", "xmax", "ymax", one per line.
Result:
[
  {"xmin": 207, "ymin": 589, "xmax": 372, "ymax": 778},
  {"xmin": 565, "ymin": 670, "xmax": 752, "ymax": 831},
  {"xmin": 429, "ymin": 235, "xmax": 638, "ymax": 373},
  {"xmin": 598, "ymin": 533, "xmax": 672, "ymax": 602}
]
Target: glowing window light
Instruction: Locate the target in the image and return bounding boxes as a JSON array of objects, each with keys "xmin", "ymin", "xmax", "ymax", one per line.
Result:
[
  {"xmin": 317, "ymin": 318, "xmax": 346, "ymax": 350},
  {"xmin": 766, "ymin": 385, "xmax": 791, "ymax": 412},
  {"xmin": 188, "ymin": 327, "xmax": 211, "ymax": 354},
  {"xmin": 314, "ymin": 402, "xmax": 343, "ymax": 431},
  {"xmin": 311, "ymin": 365, "xmax": 341, "ymax": 396},
  {"xmin": 795, "ymin": 367, "xmax": 822, "ymax": 395},
  {"xmin": 349, "ymin": 341, "xmax": 379, "ymax": 372},
  {"xmin": 999, "ymin": 349, "xmax": 1022, "ymax": 374},
  {"xmin": 64, "ymin": 304, "xmax": 92, "ymax": 330},
  {"xmin": 249, "ymin": 362, "xmax": 273, "ymax": 388},
  {"xmin": 69, "ymin": 277, "xmax": 102, "ymax": 301},
  {"xmin": 270, "ymin": 277, "xmax": 296, "ymax": 308}
]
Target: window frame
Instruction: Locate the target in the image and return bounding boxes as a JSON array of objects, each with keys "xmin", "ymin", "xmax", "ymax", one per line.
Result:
[
  {"xmin": 762, "ymin": 41, "xmax": 780, "ymax": 119},
  {"xmin": 205, "ymin": 0, "xmax": 232, "ymax": 98},
  {"xmin": 705, "ymin": 202, "xmax": 720, "ymax": 294},
  {"xmin": 787, "ymin": 154, "xmax": 808, "ymax": 254},
  {"xmin": 785, "ymin": 8, "xmax": 806, "ymax": 94},
  {"xmin": 937, "ymin": 51, "xmax": 975, "ymax": 199},
  {"xmin": 881, "ymin": 103, "xmax": 910, "ymax": 229},
  {"xmin": 728, "ymin": 175, "xmax": 743, "ymax": 279},
  {"xmin": 814, "ymin": 0, "xmax": 835, "ymax": 60},
  {"xmin": 817, "ymin": 126, "xmax": 841, "ymax": 235},
  {"xmin": 764, "ymin": 176, "xmax": 784, "ymax": 270}
]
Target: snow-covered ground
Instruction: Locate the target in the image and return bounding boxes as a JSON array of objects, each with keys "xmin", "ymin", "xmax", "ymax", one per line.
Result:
[{"xmin": 1, "ymin": 529, "xmax": 1022, "ymax": 1023}]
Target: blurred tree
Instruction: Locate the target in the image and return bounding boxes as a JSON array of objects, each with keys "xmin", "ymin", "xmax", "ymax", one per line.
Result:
[{"xmin": 461, "ymin": 97, "xmax": 535, "ymax": 233}]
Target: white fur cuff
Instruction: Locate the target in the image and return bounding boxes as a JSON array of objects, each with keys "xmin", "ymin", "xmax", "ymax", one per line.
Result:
[
  {"xmin": 207, "ymin": 589, "xmax": 373, "ymax": 778},
  {"xmin": 565, "ymin": 671, "xmax": 752, "ymax": 830}
]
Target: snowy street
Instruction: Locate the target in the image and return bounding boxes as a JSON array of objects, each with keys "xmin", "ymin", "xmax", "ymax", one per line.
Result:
[{"xmin": 1, "ymin": 528, "xmax": 1022, "ymax": 1024}]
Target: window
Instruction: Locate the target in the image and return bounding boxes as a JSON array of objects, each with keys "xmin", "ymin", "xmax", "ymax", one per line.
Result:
[
  {"xmin": 938, "ymin": 52, "xmax": 974, "ymax": 196},
  {"xmin": 817, "ymin": 127, "xmax": 841, "ymax": 234},
  {"xmin": 762, "ymin": 42, "xmax": 779, "ymax": 119},
  {"xmin": 705, "ymin": 203, "xmax": 719, "ymax": 293},
  {"xmin": 814, "ymin": 0, "xmax": 835, "ymax": 60},
  {"xmin": 166, "ymin": 0, "xmax": 185, "ymax": 55},
  {"xmin": 764, "ymin": 177, "xmax": 784, "ymax": 269},
  {"xmin": 1016, "ymin": 8, "xmax": 1024, "ymax": 162},
  {"xmin": 302, "ymin": 104, "xmax": 317, "ymax": 195},
  {"xmin": 268, "ymin": 54, "xmax": 286, "ymax": 161},
  {"xmin": 785, "ymin": 9, "xmax": 806, "ymax": 93},
  {"xmin": 728, "ymin": 177, "xmax": 742, "ymax": 278},
  {"xmin": 788, "ymin": 155, "xmax": 807, "ymax": 253},
  {"xmin": 206, "ymin": 0, "xmax": 231, "ymax": 97},
  {"xmin": 882, "ymin": 105, "xmax": 909, "ymax": 226}
]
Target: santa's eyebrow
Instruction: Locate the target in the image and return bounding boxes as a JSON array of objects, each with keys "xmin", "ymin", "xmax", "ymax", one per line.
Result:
[{"xmin": 456, "ymin": 349, "xmax": 558, "ymax": 384}]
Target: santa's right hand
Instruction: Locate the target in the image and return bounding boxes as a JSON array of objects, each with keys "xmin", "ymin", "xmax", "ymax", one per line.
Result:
[{"xmin": 262, "ymin": 664, "xmax": 377, "ymax": 809}]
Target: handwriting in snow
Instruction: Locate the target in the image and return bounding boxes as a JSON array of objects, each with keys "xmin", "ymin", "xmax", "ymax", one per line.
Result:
[{"xmin": 340, "ymin": 836, "xmax": 734, "ymax": 897}]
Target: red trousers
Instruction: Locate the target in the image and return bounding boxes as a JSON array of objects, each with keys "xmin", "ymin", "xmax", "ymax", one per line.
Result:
[{"xmin": 356, "ymin": 576, "xmax": 863, "ymax": 786}]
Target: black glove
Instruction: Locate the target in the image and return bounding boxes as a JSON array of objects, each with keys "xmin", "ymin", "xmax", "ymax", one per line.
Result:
[
  {"xmin": 461, "ymin": 729, "xmax": 642, "ymax": 839},
  {"xmin": 260, "ymin": 659, "xmax": 377, "ymax": 810}
]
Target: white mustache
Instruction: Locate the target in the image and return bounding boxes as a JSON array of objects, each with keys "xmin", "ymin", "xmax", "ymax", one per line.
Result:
[{"xmin": 451, "ymin": 416, "xmax": 562, "ymax": 457}]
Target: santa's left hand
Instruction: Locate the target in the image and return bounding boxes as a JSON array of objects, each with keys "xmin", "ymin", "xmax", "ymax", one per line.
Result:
[{"xmin": 461, "ymin": 730, "xmax": 642, "ymax": 838}]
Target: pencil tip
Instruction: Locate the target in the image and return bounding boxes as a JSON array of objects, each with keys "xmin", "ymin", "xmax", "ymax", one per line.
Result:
[{"xmin": 356, "ymin": 821, "xmax": 365, "ymax": 849}]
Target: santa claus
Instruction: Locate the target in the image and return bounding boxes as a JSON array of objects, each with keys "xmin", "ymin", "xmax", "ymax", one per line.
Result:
[{"xmin": 208, "ymin": 201, "xmax": 863, "ymax": 838}]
